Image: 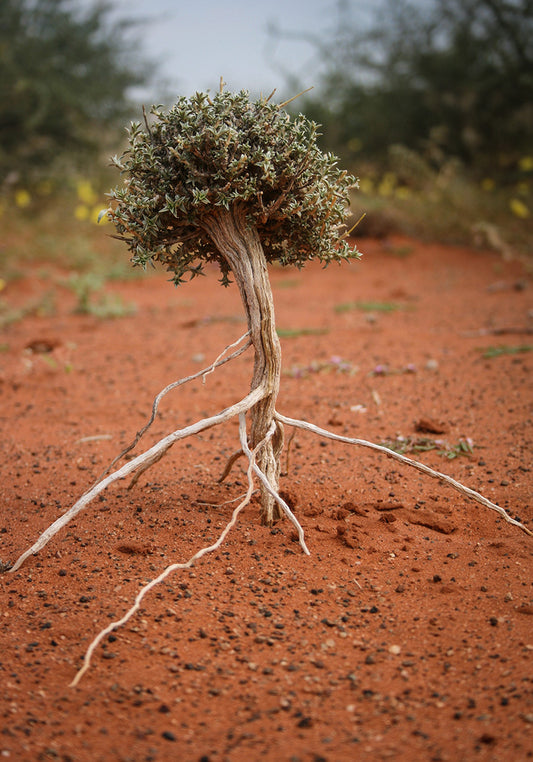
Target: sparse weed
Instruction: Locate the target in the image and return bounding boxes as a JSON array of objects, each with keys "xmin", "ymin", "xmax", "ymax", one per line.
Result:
[
  {"xmin": 286, "ymin": 355, "xmax": 356, "ymax": 378},
  {"xmin": 274, "ymin": 279, "xmax": 300, "ymax": 289},
  {"xmin": 86, "ymin": 293, "xmax": 137, "ymax": 319},
  {"xmin": 0, "ymin": 292, "xmax": 56, "ymax": 327},
  {"xmin": 66, "ymin": 273, "xmax": 136, "ymax": 318},
  {"xmin": 382, "ymin": 436, "xmax": 474, "ymax": 459},
  {"xmin": 478, "ymin": 344, "xmax": 533, "ymax": 359},
  {"xmin": 335, "ymin": 300, "xmax": 407, "ymax": 314},
  {"xmin": 277, "ymin": 327, "xmax": 329, "ymax": 338}
]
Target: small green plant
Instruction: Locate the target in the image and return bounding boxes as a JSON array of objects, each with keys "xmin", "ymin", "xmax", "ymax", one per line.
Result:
[
  {"xmin": 382, "ymin": 436, "xmax": 474, "ymax": 459},
  {"xmin": 67, "ymin": 273, "xmax": 136, "ymax": 318},
  {"xmin": 478, "ymin": 344, "xmax": 533, "ymax": 359},
  {"xmin": 67, "ymin": 272, "xmax": 103, "ymax": 314},
  {"xmin": 335, "ymin": 300, "xmax": 407, "ymax": 314},
  {"xmin": 88, "ymin": 293, "xmax": 137, "ymax": 319},
  {"xmin": 0, "ymin": 292, "xmax": 56, "ymax": 327},
  {"xmin": 274, "ymin": 278, "xmax": 300, "ymax": 289},
  {"xmin": 276, "ymin": 327, "xmax": 329, "ymax": 338},
  {"xmin": 286, "ymin": 355, "xmax": 356, "ymax": 378}
]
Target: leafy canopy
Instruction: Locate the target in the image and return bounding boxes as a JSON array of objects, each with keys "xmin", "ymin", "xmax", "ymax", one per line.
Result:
[{"xmin": 108, "ymin": 90, "xmax": 358, "ymax": 285}]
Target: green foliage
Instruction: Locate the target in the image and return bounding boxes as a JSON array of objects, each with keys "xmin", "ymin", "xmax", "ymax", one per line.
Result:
[
  {"xmin": 0, "ymin": 0, "xmax": 151, "ymax": 184},
  {"xmin": 295, "ymin": 0, "xmax": 532, "ymax": 176},
  {"xmin": 276, "ymin": 327, "xmax": 329, "ymax": 338},
  {"xmin": 479, "ymin": 344, "xmax": 533, "ymax": 359},
  {"xmin": 66, "ymin": 272, "xmax": 136, "ymax": 318},
  {"xmin": 334, "ymin": 300, "xmax": 406, "ymax": 314},
  {"xmin": 108, "ymin": 90, "xmax": 358, "ymax": 286}
]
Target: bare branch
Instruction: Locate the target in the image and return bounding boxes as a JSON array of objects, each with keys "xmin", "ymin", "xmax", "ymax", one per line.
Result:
[
  {"xmin": 278, "ymin": 86, "xmax": 314, "ymax": 109},
  {"xmin": 337, "ymin": 212, "xmax": 367, "ymax": 242}
]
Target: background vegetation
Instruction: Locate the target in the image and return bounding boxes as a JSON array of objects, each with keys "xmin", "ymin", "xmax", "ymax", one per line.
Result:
[
  {"xmin": 1, "ymin": 0, "xmax": 531, "ymax": 286},
  {"xmin": 0, "ymin": 0, "xmax": 154, "ymax": 283},
  {"xmin": 289, "ymin": 0, "xmax": 533, "ymax": 252},
  {"xmin": 0, "ymin": 0, "xmax": 150, "ymax": 185}
]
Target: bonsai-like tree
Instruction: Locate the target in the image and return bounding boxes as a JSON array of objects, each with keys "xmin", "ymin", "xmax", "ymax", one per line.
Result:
[
  {"xmin": 6, "ymin": 84, "xmax": 529, "ymax": 685},
  {"xmin": 108, "ymin": 85, "xmax": 357, "ymax": 525}
]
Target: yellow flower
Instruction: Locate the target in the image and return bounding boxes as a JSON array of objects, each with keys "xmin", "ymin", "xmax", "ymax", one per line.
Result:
[
  {"xmin": 395, "ymin": 186, "xmax": 411, "ymax": 200},
  {"xmin": 74, "ymin": 204, "xmax": 89, "ymax": 221},
  {"xmin": 91, "ymin": 205, "xmax": 108, "ymax": 224},
  {"xmin": 15, "ymin": 189, "xmax": 31, "ymax": 208},
  {"xmin": 481, "ymin": 178, "xmax": 495, "ymax": 191},
  {"xmin": 76, "ymin": 180, "xmax": 97, "ymax": 206},
  {"xmin": 377, "ymin": 172, "xmax": 396, "ymax": 198},
  {"xmin": 358, "ymin": 177, "xmax": 374, "ymax": 195},
  {"xmin": 518, "ymin": 156, "xmax": 533, "ymax": 172},
  {"xmin": 509, "ymin": 198, "xmax": 530, "ymax": 218}
]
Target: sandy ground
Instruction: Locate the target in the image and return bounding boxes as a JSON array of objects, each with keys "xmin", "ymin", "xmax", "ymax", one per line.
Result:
[{"xmin": 0, "ymin": 236, "xmax": 532, "ymax": 761}]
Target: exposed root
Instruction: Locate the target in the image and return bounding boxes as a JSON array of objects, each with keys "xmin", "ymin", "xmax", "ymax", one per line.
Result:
[
  {"xmin": 127, "ymin": 445, "xmax": 172, "ymax": 491},
  {"xmin": 6, "ymin": 336, "xmax": 529, "ymax": 691},
  {"xmin": 8, "ymin": 388, "xmax": 529, "ymax": 578},
  {"xmin": 240, "ymin": 415, "xmax": 309, "ymax": 555},
  {"xmin": 282, "ymin": 427, "xmax": 297, "ymax": 476},
  {"xmin": 217, "ymin": 449, "xmax": 244, "ymax": 483},
  {"xmin": 70, "ymin": 412, "xmax": 270, "ymax": 687},
  {"xmin": 196, "ymin": 491, "xmax": 255, "ymax": 508},
  {"xmin": 91, "ymin": 332, "xmax": 251, "ymax": 488},
  {"xmin": 275, "ymin": 412, "xmax": 532, "ymax": 537},
  {"xmin": 8, "ymin": 386, "xmax": 265, "ymax": 574}
]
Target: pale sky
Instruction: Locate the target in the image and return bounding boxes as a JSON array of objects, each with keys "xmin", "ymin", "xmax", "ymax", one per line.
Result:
[{"xmin": 106, "ymin": 0, "xmax": 376, "ymax": 102}]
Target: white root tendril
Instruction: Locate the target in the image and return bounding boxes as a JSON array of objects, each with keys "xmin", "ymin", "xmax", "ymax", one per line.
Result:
[
  {"xmin": 274, "ymin": 412, "xmax": 532, "ymax": 537},
  {"xmin": 91, "ymin": 331, "xmax": 252, "ymax": 487},
  {"xmin": 6, "ymin": 333, "xmax": 530, "ymax": 690},
  {"xmin": 69, "ymin": 412, "xmax": 270, "ymax": 687},
  {"xmin": 8, "ymin": 335, "xmax": 259, "ymax": 575},
  {"xmin": 240, "ymin": 422, "xmax": 310, "ymax": 555}
]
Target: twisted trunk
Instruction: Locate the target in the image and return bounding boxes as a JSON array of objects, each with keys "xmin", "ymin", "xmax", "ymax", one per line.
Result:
[{"xmin": 202, "ymin": 205, "xmax": 284, "ymax": 524}]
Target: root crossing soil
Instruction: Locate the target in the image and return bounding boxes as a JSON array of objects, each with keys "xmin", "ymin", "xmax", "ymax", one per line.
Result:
[{"xmin": 0, "ymin": 236, "xmax": 532, "ymax": 761}]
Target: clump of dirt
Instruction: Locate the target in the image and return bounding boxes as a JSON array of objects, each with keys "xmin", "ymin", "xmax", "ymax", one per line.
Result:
[{"xmin": 0, "ymin": 236, "xmax": 532, "ymax": 761}]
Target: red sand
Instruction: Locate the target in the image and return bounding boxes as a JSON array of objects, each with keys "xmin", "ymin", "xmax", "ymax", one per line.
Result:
[{"xmin": 0, "ymin": 236, "xmax": 532, "ymax": 761}]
